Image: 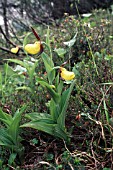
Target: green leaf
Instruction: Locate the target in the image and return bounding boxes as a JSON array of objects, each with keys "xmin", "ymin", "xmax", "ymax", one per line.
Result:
[
  {"xmin": 54, "ymin": 125, "xmax": 69, "ymax": 141},
  {"xmin": 8, "ymin": 105, "xmax": 26, "ymax": 144},
  {"xmin": 72, "ymin": 67, "xmax": 80, "ymax": 77},
  {"xmin": 63, "ymin": 33, "xmax": 78, "ymax": 48},
  {"xmin": 4, "ymin": 64, "xmax": 15, "ymax": 76},
  {"xmin": 41, "ymin": 52, "xmax": 53, "ymax": 69},
  {"xmin": 45, "ymin": 27, "xmax": 53, "ymax": 62},
  {"xmin": 59, "ymin": 88, "xmax": 70, "ymax": 113},
  {"xmin": 41, "ymin": 52, "xmax": 55, "ymax": 83},
  {"xmin": 102, "ymin": 90, "xmax": 110, "ymax": 123},
  {"xmin": 48, "ymin": 69, "xmax": 55, "ymax": 84},
  {"xmin": 21, "ymin": 121, "xmax": 56, "ymax": 135},
  {"xmin": 0, "ymin": 129, "xmax": 14, "ymax": 147},
  {"xmin": 37, "ymin": 79, "xmax": 60, "ymax": 104},
  {"xmin": 25, "ymin": 112, "xmax": 52, "ymax": 120},
  {"xmin": 57, "ymin": 80, "xmax": 76, "ymax": 128},
  {"xmin": 16, "ymin": 86, "xmax": 33, "ymax": 93},
  {"xmin": 103, "ymin": 99, "xmax": 109, "ymax": 123},
  {"xmin": 25, "ymin": 100, "xmax": 59, "ymax": 123},
  {"xmin": 57, "ymin": 80, "xmax": 64, "ymax": 94},
  {"xmin": 54, "ymin": 48, "xmax": 66, "ymax": 58},
  {"xmin": 8, "ymin": 153, "xmax": 17, "ymax": 165},
  {"xmin": 30, "ymin": 138, "xmax": 38, "ymax": 145},
  {"xmin": 101, "ymin": 82, "xmax": 113, "ymax": 85},
  {"xmin": 21, "ymin": 120, "xmax": 68, "ymax": 141},
  {"xmin": 0, "ymin": 129, "xmax": 23, "ymax": 151},
  {"xmin": 23, "ymin": 32, "xmax": 32, "ymax": 47},
  {"xmin": 105, "ymin": 55, "xmax": 113, "ymax": 60},
  {"xmin": 0, "ymin": 72, "xmax": 2, "ymax": 90},
  {"xmin": 0, "ymin": 108, "xmax": 13, "ymax": 127},
  {"xmin": 5, "ymin": 59, "xmax": 28, "ymax": 70},
  {"xmin": 23, "ymin": 118, "xmax": 55, "ymax": 125},
  {"xmin": 49, "ymin": 99, "xmax": 60, "ymax": 121},
  {"xmin": 55, "ymin": 74, "xmax": 59, "ymax": 88},
  {"xmin": 6, "ymin": 59, "xmax": 37, "ymax": 80}
]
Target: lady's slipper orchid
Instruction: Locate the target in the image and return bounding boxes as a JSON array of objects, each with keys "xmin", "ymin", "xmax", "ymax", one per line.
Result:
[
  {"xmin": 60, "ymin": 67, "xmax": 75, "ymax": 81},
  {"xmin": 24, "ymin": 41, "xmax": 41, "ymax": 55},
  {"xmin": 24, "ymin": 27, "xmax": 43, "ymax": 55},
  {"xmin": 11, "ymin": 47, "xmax": 19, "ymax": 54}
]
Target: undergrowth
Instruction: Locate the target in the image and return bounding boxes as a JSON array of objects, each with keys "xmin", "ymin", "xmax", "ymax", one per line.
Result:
[{"xmin": 0, "ymin": 9, "xmax": 113, "ymax": 170}]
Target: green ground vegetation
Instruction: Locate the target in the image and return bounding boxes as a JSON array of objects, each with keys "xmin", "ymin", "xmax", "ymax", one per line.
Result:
[{"xmin": 0, "ymin": 9, "xmax": 113, "ymax": 170}]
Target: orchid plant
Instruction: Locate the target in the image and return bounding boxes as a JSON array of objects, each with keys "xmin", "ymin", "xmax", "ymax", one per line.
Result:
[
  {"xmin": 9, "ymin": 27, "xmax": 76, "ymax": 142},
  {"xmin": 0, "ymin": 105, "xmax": 26, "ymax": 163}
]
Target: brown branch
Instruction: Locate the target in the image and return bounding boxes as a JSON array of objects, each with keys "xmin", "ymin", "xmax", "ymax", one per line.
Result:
[
  {"xmin": 0, "ymin": 46, "xmax": 14, "ymax": 54},
  {"xmin": 90, "ymin": 137, "xmax": 99, "ymax": 169},
  {"xmin": 0, "ymin": 46, "xmax": 25, "ymax": 56},
  {"xmin": 8, "ymin": 22, "xmax": 23, "ymax": 45},
  {"xmin": 0, "ymin": 26, "xmax": 16, "ymax": 47}
]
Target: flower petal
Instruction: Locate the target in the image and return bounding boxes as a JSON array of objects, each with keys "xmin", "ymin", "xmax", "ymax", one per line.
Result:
[
  {"xmin": 11, "ymin": 47, "xmax": 19, "ymax": 54},
  {"xmin": 60, "ymin": 67, "xmax": 75, "ymax": 81}
]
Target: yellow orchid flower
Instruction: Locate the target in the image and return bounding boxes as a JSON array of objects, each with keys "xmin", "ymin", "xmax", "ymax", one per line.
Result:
[
  {"xmin": 11, "ymin": 47, "xmax": 19, "ymax": 54},
  {"xmin": 60, "ymin": 67, "xmax": 75, "ymax": 81},
  {"xmin": 24, "ymin": 41, "xmax": 41, "ymax": 55}
]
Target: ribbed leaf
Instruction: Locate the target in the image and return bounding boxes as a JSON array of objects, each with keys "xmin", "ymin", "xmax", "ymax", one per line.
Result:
[
  {"xmin": 25, "ymin": 112, "xmax": 52, "ymax": 120},
  {"xmin": 60, "ymin": 89, "xmax": 70, "ymax": 113},
  {"xmin": 6, "ymin": 59, "xmax": 28, "ymax": 70},
  {"xmin": 49, "ymin": 99, "xmax": 59, "ymax": 121},
  {"xmin": 55, "ymin": 74, "xmax": 63, "ymax": 94},
  {"xmin": 0, "ymin": 129, "xmax": 23, "ymax": 151},
  {"xmin": 0, "ymin": 108, "xmax": 13, "ymax": 127},
  {"xmin": 41, "ymin": 52, "xmax": 55, "ymax": 83},
  {"xmin": 37, "ymin": 79, "xmax": 60, "ymax": 104},
  {"xmin": 21, "ymin": 121, "xmax": 56, "ymax": 136},
  {"xmin": 8, "ymin": 105, "xmax": 26, "ymax": 144},
  {"xmin": 54, "ymin": 125, "xmax": 69, "ymax": 141},
  {"xmin": 0, "ymin": 129, "xmax": 14, "ymax": 146},
  {"xmin": 57, "ymin": 80, "xmax": 76, "ymax": 128},
  {"xmin": 41, "ymin": 52, "xmax": 53, "ymax": 67},
  {"xmin": 57, "ymin": 80, "xmax": 64, "ymax": 94},
  {"xmin": 21, "ymin": 120, "xmax": 68, "ymax": 141},
  {"xmin": 8, "ymin": 153, "xmax": 17, "ymax": 165}
]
